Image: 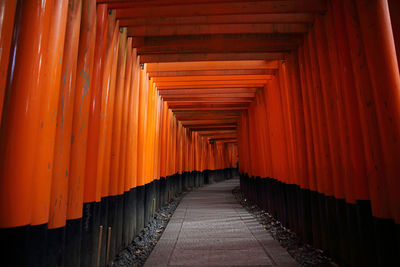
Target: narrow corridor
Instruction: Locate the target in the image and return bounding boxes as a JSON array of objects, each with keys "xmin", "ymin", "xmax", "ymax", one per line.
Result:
[
  {"xmin": 145, "ymin": 179, "xmax": 298, "ymax": 267},
  {"xmin": 1, "ymin": 1, "xmax": 399, "ymax": 266}
]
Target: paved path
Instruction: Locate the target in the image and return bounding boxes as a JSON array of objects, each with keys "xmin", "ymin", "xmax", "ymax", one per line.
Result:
[{"xmin": 145, "ymin": 179, "xmax": 299, "ymax": 267}]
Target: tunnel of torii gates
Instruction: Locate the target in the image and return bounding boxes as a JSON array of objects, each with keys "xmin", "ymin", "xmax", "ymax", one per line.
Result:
[{"xmin": 0, "ymin": 0, "xmax": 399, "ymax": 266}]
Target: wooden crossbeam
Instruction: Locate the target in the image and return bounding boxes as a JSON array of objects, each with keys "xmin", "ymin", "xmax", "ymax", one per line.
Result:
[
  {"xmin": 152, "ymin": 75, "xmax": 271, "ymax": 82},
  {"xmin": 212, "ymin": 139, "xmax": 238, "ymax": 143},
  {"xmin": 174, "ymin": 110, "xmax": 240, "ymax": 114},
  {"xmin": 170, "ymin": 106, "xmax": 248, "ymax": 111},
  {"xmin": 208, "ymin": 137, "xmax": 238, "ymax": 142},
  {"xmin": 181, "ymin": 119, "xmax": 237, "ymax": 125},
  {"xmin": 165, "ymin": 98, "xmax": 254, "ymax": 102},
  {"xmin": 141, "ymin": 53, "xmax": 285, "ymax": 63},
  {"xmin": 133, "ymin": 34, "xmax": 303, "ymax": 53},
  {"xmin": 197, "ymin": 130, "xmax": 237, "ymax": 135},
  {"xmin": 127, "ymin": 23, "xmax": 309, "ymax": 36},
  {"xmin": 147, "ymin": 60, "xmax": 279, "ymax": 71},
  {"xmin": 158, "ymin": 88, "xmax": 258, "ymax": 95},
  {"xmin": 188, "ymin": 125, "xmax": 237, "ymax": 130},
  {"xmin": 162, "ymin": 93, "xmax": 256, "ymax": 99},
  {"xmin": 115, "ymin": 1, "xmax": 327, "ymax": 18},
  {"xmin": 148, "ymin": 69, "xmax": 276, "ymax": 77},
  {"xmin": 176, "ymin": 115, "xmax": 240, "ymax": 120},
  {"xmin": 156, "ymin": 84, "xmax": 266, "ymax": 89},
  {"xmin": 118, "ymin": 13, "xmax": 314, "ymax": 26}
]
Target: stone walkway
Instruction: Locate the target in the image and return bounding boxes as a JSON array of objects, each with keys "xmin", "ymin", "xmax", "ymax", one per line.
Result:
[{"xmin": 144, "ymin": 179, "xmax": 299, "ymax": 267}]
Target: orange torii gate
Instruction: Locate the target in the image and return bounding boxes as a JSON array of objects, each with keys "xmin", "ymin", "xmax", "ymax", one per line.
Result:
[{"xmin": 0, "ymin": 0, "xmax": 399, "ymax": 267}]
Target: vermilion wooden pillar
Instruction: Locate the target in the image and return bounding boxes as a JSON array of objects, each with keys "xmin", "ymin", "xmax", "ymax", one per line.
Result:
[
  {"xmin": 278, "ymin": 62, "xmax": 297, "ymax": 185},
  {"xmin": 99, "ymin": 20, "xmax": 119, "ymax": 201},
  {"xmin": 356, "ymin": 0, "xmax": 400, "ymax": 264},
  {"xmin": 84, "ymin": 4, "xmax": 108, "ymax": 205},
  {"xmin": 288, "ymin": 51, "xmax": 313, "ymax": 243},
  {"xmin": 50, "ymin": 0, "xmax": 82, "ymax": 230},
  {"xmin": 258, "ymin": 88, "xmax": 273, "ymax": 178},
  {"xmin": 31, "ymin": 0, "xmax": 68, "ymax": 228},
  {"xmin": 287, "ymin": 52, "xmax": 309, "ymax": 191},
  {"xmin": 108, "ymin": 27, "xmax": 127, "ymax": 260},
  {"xmin": 0, "ymin": 0, "xmax": 54, "ymax": 265},
  {"xmin": 314, "ymin": 15, "xmax": 345, "ymax": 200},
  {"xmin": 119, "ymin": 39, "xmax": 133, "ymax": 197},
  {"xmin": 68, "ymin": 0, "xmax": 96, "ymax": 226},
  {"xmin": 126, "ymin": 51, "xmax": 139, "ymax": 192},
  {"xmin": 47, "ymin": 1, "xmax": 81, "ymax": 266},
  {"xmin": 0, "ymin": 0, "xmax": 17, "ymax": 125},
  {"xmin": 81, "ymin": 5, "xmax": 108, "ymax": 267},
  {"xmin": 341, "ymin": 0, "xmax": 386, "ymax": 219},
  {"xmin": 110, "ymin": 28, "xmax": 128, "ymax": 199},
  {"xmin": 137, "ymin": 64, "xmax": 149, "ymax": 187},
  {"xmin": 0, "ymin": 0, "xmax": 53, "ymax": 233},
  {"xmin": 297, "ymin": 46, "xmax": 317, "ymax": 193},
  {"xmin": 388, "ymin": 0, "xmax": 400, "ymax": 70},
  {"xmin": 307, "ymin": 30, "xmax": 333, "ymax": 199},
  {"xmin": 301, "ymin": 40, "xmax": 324, "ymax": 248},
  {"xmin": 67, "ymin": 0, "xmax": 96, "ymax": 265},
  {"xmin": 301, "ymin": 42, "xmax": 323, "ymax": 195},
  {"xmin": 356, "ymin": 0, "xmax": 400, "ymax": 225},
  {"xmin": 160, "ymin": 101, "xmax": 168, "ymax": 178}
]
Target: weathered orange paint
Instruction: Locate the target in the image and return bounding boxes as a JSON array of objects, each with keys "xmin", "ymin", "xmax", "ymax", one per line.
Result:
[
  {"xmin": 32, "ymin": 0, "xmax": 69, "ymax": 226},
  {"xmin": 68, "ymin": 0, "xmax": 97, "ymax": 220},
  {"xmin": 125, "ymin": 51, "xmax": 139, "ymax": 190},
  {"xmin": 109, "ymin": 28, "xmax": 127, "ymax": 197},
  {"xmin": 49, "ymin": 0, "xmax": 82, "ymax": 229},
  {"xmin": 137, "ymin": 64, "xmax": 149, "ymax": 186},
  {"xmin": 160, "ymin": 101, "xmax": 168, "ymax": 178},
  {"xmin": 100, "ymin": 21, "xmax": 120, "ymax": 199},
  {"xmin": 119, "ymin": 38, "xmax": 133, "ymax": 193},
  {"xmin": 84, "ymin": 4, "xmax": 108, "ymax": 203}
]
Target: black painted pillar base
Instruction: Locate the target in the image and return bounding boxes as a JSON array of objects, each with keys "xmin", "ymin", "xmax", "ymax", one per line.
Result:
[
  {"xmin": 144, "ymin": 182, "xmax": 152, "ymax": 226},
  {"xmin": 29, "ymin": 224, "xmax": 48, "ymax": 267},
  {"xmin": 81, "ymin": 201, "xmax": 101, "ymax": 267},
  {"xmin": 115, "ymin": 194, "xmax": 124, "ymax": 256},
  {"xmin": 356, "ymin": 200, "xmax": 376, "ymax": 266},
  {"xmin": 373, "ymin": 217, "xmax": 398, "ymax": 267},
  {"xmin": 107, "ymin": 195, "xmax": 118, "ymax": 262},
  {"xmin": 160, "ymin": 177, "xmax": 166, "ymax": 206},
  {"xmin": 47, "ymin": 226, "xmax": 66, "ymax": 267},
  {"xmin": 155, "ymin": 179, "xmax": 161, "ymax": 211},
  {"xmin": 99, "ymin": 197, "xmax": 109, "ymax": 267},
  {"xmin": 136, "ymin": 185, "xmax": 145, "ymax": 233},
  {"xmin": 0, "ymin": 225, "xmax": 30, "ymax": 267},
  {"xmin": 65, "ymin": 218, "xmax": 82, "ymax": 267},
  {"xmin": 122, "ymin": 190, "xmax": 130, "ymax": 248}
]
